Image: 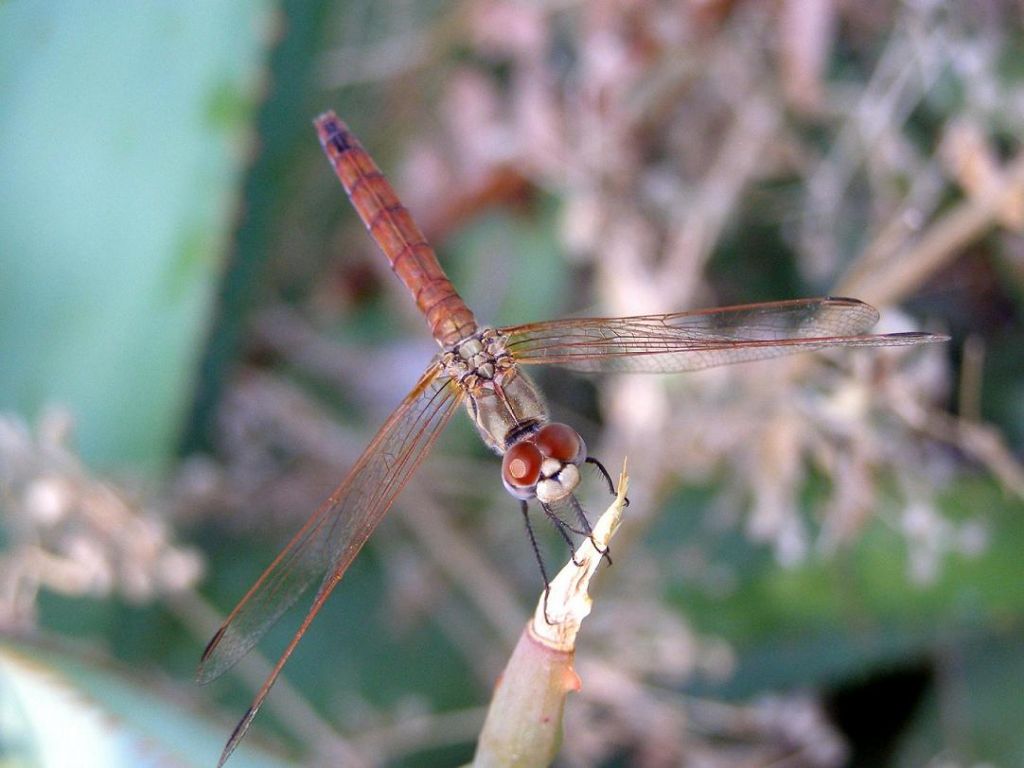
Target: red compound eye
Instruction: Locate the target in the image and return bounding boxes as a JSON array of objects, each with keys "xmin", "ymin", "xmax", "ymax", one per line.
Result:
[
  {"xmin": 534, "ymin": 422, "xmax": 584, "ymax": 464},
  {"xmin": 501, "ymin": 441, "xmax": 543, "ymax": 499}
]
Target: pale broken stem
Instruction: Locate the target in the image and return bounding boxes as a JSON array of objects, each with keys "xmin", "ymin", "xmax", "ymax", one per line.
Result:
[
  {"xmin": 530, "ymin": 462, "xmax": 629, "ymax": 651},
  {"xmin": 471, "ymin": 460, "xmax": 629, "ymax": 768},
  {"xmin": 836, "ymin": 151, "xmax": 1024, "ymax": 306}
]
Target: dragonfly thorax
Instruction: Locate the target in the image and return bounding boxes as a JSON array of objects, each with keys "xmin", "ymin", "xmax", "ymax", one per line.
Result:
[
  {"xmin": 442, "ymin": 331, "xmax": 588, "ymax": 502},
  {"xmin": 443, "ymin": 329, "xmax": 560, "ymax": 458},
  {"xmin": 441, "ymin": 328, "xmax": 511, "ymax": 383}
]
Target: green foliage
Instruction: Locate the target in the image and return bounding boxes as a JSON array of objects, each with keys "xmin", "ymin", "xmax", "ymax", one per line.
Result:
[
  {"xmin": 0, "ymin": 637, "xmax": 295, "ymax": 768},
  {"xmin": 0, "ymin": 2, "xmax": 271, "ymax": 469},
  {"xmin": 659, "ymin": 476, "xmax": 1024, "ymax": 761}
]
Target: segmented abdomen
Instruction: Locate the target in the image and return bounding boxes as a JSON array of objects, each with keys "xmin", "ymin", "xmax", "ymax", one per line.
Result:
[{"xmin": 315, "ymin": 112, "xmax": 478, "ymax": 347}]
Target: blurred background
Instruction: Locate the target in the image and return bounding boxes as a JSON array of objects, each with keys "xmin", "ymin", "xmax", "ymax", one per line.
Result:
[{"xmin": 2, "ymin": 1, "xmax": 1023, "ymax": 766}]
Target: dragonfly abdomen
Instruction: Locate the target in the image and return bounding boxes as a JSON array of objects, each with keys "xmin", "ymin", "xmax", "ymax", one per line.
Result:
[{"xmin": 315, "ymin": 112, "xmax": 477, "ymax": 347}]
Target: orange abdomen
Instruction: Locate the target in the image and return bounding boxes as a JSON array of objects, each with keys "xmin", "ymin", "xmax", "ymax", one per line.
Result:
[{"xmin": 315, "ymin": 112, "xmax": 478, "ymax": 347}]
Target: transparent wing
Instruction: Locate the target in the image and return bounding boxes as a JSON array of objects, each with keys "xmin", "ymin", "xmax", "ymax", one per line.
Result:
[
  {"xmin": 501, "ymin": 297, "xmax": 945, "ymax": 373},
  {"xmin": 197, "ymin": 362, "xmax": 462, "ymax": 766}
]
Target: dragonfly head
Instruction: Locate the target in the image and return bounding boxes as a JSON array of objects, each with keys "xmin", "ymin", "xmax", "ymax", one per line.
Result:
[{"xmin": 501, "ymin": 422, "xmax": 587, "ymax": 503}]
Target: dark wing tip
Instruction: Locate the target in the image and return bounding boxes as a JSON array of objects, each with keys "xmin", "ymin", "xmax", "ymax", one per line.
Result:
[
  {"xmin": 889, "ymin": 331, "xmax": 951, "ymax": 343},
  {"xmin": 821, "ymin": 296, "xmax": 879, "ymax": 322},
  {"xmin": 842, "ymin": 331, "xmax": 950, "ymax": 347},
  {"xmin": 824, "ymin": 296, "xmax": 871, "ymax": 306},
  {"xmin": 217, "ymin": 706, "xmax": 257, "ymax": 768},
  {"xmin": 196, "ymin": 624, "xmax": 228, "ymax": 684}
]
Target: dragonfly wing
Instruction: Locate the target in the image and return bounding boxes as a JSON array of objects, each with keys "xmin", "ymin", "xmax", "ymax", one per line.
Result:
[
  {"xmin": 501, "ymin": 297, "xmax": 945, "ymax": 373},
  {"xmin": 198, "ymin": 362, "xmax": 462, "ymax": 765}
]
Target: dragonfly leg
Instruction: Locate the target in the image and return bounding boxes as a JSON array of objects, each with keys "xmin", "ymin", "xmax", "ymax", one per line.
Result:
[
  {"xmin": 567, "ymin": 494, "xmax": 613, "ymax": 567},
  {"xmin": 540, "ymin": 501, "xmax": 586, "ymax": 567},
  {"xmin": 521, "ymin": 500, "xmax": 555, "ymax": 625},
  {"xmin": 586, "ymin": 456, "xmax": 630, "ymax": 507}
]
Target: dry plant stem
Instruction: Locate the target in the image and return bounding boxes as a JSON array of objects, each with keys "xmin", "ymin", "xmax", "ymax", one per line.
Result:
[
  {"xmin": 837, "ymin": 151, "xmax": 1024, "ymax": 305},
  {"xmin": 958, "ymin": 335, "xmax": 985, "ymax": 423},
  {"xmin": 779, "ymin": 0, "xmax": 833, "ymax": 114},
  {"xmin": 396, "ymin": 489, "xmax": 526, "ymax": 643},
  {"xmin": 800, "ymin": 9, "xmax": 948, "ymax": 276},
  {"xmin": 662, "ymin": 93, "xmax": 780, "ymax": 306},
  {"xmin": 471, "ymin": 462, "xmax": 629, "ymax": 768},
  {"xmin": 899, "ymin": 404, "xmax": 1024, "ymax": 499},
  {"xmin": 318, "ymin": 0, "xmax": 472, "ymax": 87}
]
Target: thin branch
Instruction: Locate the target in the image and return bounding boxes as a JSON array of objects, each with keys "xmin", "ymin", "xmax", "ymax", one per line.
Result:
[{"xmin": 837, "ymin": 151, "xmax": 1024, "ymax": 305}]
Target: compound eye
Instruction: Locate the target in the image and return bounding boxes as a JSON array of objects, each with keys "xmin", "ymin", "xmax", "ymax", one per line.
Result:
[
  {"xmin": 501, "ymin": 441, "xmax": 543, "ymax": 499},
  {"xmin": 535, "ymin": 422, "xmax": 585, "ymax": 464}
]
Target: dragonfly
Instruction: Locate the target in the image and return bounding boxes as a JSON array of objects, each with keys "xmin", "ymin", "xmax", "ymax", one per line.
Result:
[{"xmin": 198, "ymin": 110, "xmax": 947, "ymax": 765}]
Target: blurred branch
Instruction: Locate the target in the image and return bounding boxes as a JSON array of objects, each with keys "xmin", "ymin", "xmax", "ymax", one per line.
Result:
[
  {"xmin": 799, "ymin": 3, "xmax": 951, "ymax": 278},
  {"xmin": 396, "ymin": 492, "xmax": 527, "ymax": 643},
  {"xmin": 318, "ymin": 0, "xmax": 471, "ymax": 87},
  {"xmin": 958, "ymin": 334, "xmax": 985, "ymax": 423},
  {"xmin": 779, "ymin": 0, "xmax": 834, "ymax": 115},
  {"xmin": 892, "ymin": 400, "xmax": 1024, "ymax": 500},
  {"xmin": 0, "ymin": 411, "xmax": 203, "ymax": 629},
  {"xmin": 837, "ymin": 150, "xmax": 1024, "ymax": 305},
  {"xmin": 661, "ymin": 93, "xmax": 782, "ymax": 307}
]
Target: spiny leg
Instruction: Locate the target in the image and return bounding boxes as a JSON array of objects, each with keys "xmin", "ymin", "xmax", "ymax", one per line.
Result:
[
  {"xmin": 521, "ymin": 500, "xmax": 555, "ymax": 625},
  {"xmin": 540, "ymin": 501, "xmax": 586, "ymax": 567},
  {"xmin": 586, "ymin": 456, "xmax": 629, "ymax": 506},
  {"xmin": 540, "ymin": 501, "xmax": 592, "ymax": 538},
  {"xmin": 567, "ymin": 493, "xmax": 613, "ymax": 566}
]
